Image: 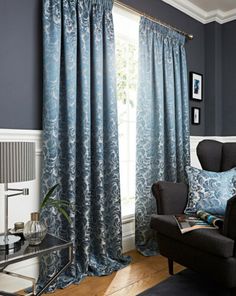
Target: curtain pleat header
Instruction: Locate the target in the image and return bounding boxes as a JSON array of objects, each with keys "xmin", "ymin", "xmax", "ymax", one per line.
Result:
[
  {"xmin": 44, "ymin": 0, "xmax": 113, "ymax": 11},
  {"xmin": 140, "ymin": 16, "xmax": 186, "ymax": 45}
]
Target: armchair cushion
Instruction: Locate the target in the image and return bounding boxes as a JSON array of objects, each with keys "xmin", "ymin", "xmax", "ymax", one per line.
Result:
[
  {"xmin": 150, "ymin": 214, "xmax": 235, "ymax": 258},
  {"xmin": 184, "ymin": 166, "xmax": 236, "ymax": 215}
]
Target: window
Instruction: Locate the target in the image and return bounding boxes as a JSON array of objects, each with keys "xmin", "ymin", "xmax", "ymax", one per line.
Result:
[{"xmin": 113, "ymin": 6, "xmax": 139, "ymax": 217}]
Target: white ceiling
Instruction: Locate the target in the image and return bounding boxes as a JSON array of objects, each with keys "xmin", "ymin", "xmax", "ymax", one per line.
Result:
[
  {"xmin": 162, "ymin": 0, "xmax": 236, "ymax": 23},
  {"xmin": 188, "ymin": 0, "xmax": 236, "ymax": 12}
]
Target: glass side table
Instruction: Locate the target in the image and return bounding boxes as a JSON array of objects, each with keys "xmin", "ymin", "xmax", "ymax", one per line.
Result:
[{"xmin": 0, "ymin": 234, "xmax": 73, "ymax": 296}]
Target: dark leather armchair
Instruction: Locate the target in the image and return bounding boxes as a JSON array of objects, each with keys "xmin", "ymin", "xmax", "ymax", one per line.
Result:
[{"xmin": 151, "ymin": 140, "xmax": 236, "ymax": 289}]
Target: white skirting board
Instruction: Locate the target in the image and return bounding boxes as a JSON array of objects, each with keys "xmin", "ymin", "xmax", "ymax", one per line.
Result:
[{"xmin": 0, "ymin": 129, "xmax": 235, "ymax": 291}]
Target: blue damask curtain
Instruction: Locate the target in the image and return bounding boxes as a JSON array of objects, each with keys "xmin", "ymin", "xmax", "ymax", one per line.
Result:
[
  {"xmin": 41, "ymin": 0, "xmax": 130, "ymax": 289},
  {"xmin": 135, "ymin": 17, "xmax": 190, "ymax": 255}
]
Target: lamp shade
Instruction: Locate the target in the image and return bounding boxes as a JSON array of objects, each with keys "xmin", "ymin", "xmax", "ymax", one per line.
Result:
[{"xmin": 0, "ymin": 142, "xmax": 35, "ymax": 183}]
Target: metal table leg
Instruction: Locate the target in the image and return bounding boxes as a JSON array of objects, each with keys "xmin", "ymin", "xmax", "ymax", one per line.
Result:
[
  {"xmin": 36, "ymin": 245, "xmax": 73, "ymax": 296},
  {"xmin": 0, "ymin": 245, "xmax": 73, "ymax": 296}
]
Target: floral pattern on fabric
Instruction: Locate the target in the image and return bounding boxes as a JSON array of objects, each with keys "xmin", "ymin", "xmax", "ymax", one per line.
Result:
[
  {"xmin": 40, "ymin": 0, "xmax": 131, "ymax": 291},
  {"xmin": 135, "ymin": 17, "xmax": 190, "ymax": 256},
  {"xmin": 185, "ymin": 166, "xmax": 236, "ymax": 215}
]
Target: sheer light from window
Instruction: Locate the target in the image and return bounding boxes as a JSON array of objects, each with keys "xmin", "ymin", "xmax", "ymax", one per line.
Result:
[{"xmin": 113, "ymin": 6, "xmax": 139, "ymax": 217}]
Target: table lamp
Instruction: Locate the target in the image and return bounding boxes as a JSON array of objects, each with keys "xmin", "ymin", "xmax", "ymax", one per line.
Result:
[{"xmin": 0, "ymin": 142, "xmax": 36, "ymax": 251}]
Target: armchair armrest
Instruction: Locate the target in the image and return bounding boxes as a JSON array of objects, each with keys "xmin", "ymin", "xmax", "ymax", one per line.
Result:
[
  {"xmin": 151, "ymin": 181, "xmax": 188, "ymax": 215},
  {"xmin": 223, "ymin": 195, "xmax": 236, "ymax": 240}
]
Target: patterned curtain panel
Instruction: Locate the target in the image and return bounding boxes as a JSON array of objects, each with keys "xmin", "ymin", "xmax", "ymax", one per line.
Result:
[
  {"xmin": 41, "ymin": 0, "xmax": 130, "ymax": 290},
  {"xmin": 135, "ymin": 17, "xmax": 190, "ymax": 256}
]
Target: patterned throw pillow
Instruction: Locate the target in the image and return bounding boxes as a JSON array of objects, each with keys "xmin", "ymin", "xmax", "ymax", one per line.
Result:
[{"xmin": 184, "ymin": 166, "xmax": 236, "ymax": 215}]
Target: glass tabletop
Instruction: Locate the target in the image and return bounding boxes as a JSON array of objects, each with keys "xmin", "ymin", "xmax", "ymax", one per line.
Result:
[{"xmin": 0, "ymin": 234, "xmax": 72, "ymax": 268}]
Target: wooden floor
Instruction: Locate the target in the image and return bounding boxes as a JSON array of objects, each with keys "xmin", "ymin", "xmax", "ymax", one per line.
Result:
[{"xmin": 46, "ymin": 250, "xmax": 185, "ymax": 296}]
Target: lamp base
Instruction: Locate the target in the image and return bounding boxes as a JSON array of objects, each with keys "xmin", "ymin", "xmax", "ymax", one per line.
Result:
[{"xmin": 0, "ymin": 234, "xmax": 21, "ymax": 251}]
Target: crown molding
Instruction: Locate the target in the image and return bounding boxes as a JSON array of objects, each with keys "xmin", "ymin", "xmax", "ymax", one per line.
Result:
[{"xmin": 162, "ymin": 0, "xmax": 236, "ymax": 24}]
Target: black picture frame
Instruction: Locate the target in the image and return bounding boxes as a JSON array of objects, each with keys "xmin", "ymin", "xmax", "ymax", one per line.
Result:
[
  {"xmin": 192, "ymin": 107, "xmax": 201, "ymax": 125},
  {"xmin": 190, "ymin": 72, "xmax": 203, "ymax": 101}
]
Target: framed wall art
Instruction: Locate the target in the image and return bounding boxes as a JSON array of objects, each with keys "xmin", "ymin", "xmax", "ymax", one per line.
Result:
[
  {"xmin": 190, "ymin": 72, "xmax": 203, "ymax": 101},
  {"xmin": 192, "ymin": 107, "xmax": 201, "ymax": 125}
]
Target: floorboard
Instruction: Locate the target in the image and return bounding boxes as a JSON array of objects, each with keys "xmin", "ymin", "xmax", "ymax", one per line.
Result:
[{"xmin": 45, "ymin": 251, "xmax": 185, "ymax": 296}]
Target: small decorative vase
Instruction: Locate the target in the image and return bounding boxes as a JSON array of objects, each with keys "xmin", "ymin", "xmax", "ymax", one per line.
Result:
[{"xmin": 23, "ymin": 212, "xmax": 47, "ymax": 245}]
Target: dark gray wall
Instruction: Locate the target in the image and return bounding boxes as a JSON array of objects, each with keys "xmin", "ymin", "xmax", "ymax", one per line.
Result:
[
  {"xmin": 205, "ymin": 22, "xmax": 222, "ymax": 136},
  {"xmin": 222, "ymin": 21, "xmax": 236, "ymax": 136},
  {"xmin": 121, "ymin": 0, "xmax": 206, "ymax": 135},
  {"xmin": 0, "ymin": 0, "xmax": 235, "ymax": 136},
  {"xmin": 204, "ymin": 20, "xmax": 236, "ymax": 136},
  {"xmin": 0, "ymin": 0, "xmax": 42, "ymax": 130},
  {"xmin": 0, "ymin": 0, "xmax": 205, "ymax": 135}
]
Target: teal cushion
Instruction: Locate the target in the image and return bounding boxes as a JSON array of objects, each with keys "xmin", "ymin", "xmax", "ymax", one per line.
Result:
[{"xmin": 184, "ymin": 166, "xmax": 236, "ymax": 215}]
